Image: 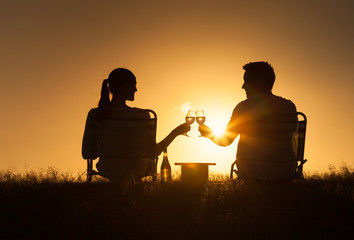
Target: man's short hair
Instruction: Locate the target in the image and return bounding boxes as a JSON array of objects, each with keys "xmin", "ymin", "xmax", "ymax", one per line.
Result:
[{"xmin": 243, "ymin": 61, "xmax": 275, "ymax": 91}]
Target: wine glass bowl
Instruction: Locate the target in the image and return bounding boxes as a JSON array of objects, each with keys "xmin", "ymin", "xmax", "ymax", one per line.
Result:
[
  {"xmin": 196, "ymin": 110, "xmax": 205, "ymax": 137},
  {"xmin": 185, "ymin": 110, "xmax": 196, "ymax": 125},
  {"xmin": 184, "ymin": 110, "xmax": 195, "ymax": 136},
  {"xmin": 196, "ymin": 110, "xmax": 205, "ymax": 125}
]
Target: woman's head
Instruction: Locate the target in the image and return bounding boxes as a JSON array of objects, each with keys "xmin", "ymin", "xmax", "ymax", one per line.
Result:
[
  {"xmin": 108, "ymin": 68, "xmax": 137, "ymax": 100},
  {"xmin": 98, "ymin": 68, "xmax": 137, "ymax": 110}
]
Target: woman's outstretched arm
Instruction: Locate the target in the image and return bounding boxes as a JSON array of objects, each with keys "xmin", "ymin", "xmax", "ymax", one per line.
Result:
[{"xmin": 155, "ymin": 123, "xmax": 190, "ymax": 156}]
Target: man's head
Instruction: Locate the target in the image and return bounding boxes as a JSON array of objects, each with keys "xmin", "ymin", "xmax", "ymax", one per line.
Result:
[{"xmin": 242, "ymin": 61, "xmax": 275, "ymax": 98}]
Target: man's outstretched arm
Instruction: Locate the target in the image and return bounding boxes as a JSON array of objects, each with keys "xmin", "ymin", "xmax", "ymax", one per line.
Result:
[{"xmin": 198, "ymin": 120, "xmax": 238, "ymax": 147}]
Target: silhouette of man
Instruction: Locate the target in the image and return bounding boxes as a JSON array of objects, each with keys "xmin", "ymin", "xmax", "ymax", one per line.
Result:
[{"xmin": 199, "ymin": 62, "xmax": 298, "ymax": 181}]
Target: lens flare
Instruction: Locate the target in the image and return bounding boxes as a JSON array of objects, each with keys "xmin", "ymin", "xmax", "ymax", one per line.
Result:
[{"xmin": 212, "ymin": 126, "xmax": 225, "ymax": 137}]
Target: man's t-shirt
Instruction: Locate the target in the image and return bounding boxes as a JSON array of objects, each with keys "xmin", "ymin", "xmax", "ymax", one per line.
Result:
[{"xmin": 230, "ymin": 94, "xmax": 298, "ymax": 180}]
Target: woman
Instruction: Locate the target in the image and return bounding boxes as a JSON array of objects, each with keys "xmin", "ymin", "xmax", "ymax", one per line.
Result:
[{"xmin": 82, "ymin": 68, "xmax": 190, "ymax": 181}]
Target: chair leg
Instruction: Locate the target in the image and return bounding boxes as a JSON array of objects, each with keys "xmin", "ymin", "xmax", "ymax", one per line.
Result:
[
  {"xmin": 230, "ymin": 162, "xmax": 237, "ymax": 179},
  {"xmin": 296, "ymin": 159, "xmax": 307, "ymax": 178},
  {"xmin": 153, "ymin": 157, "xmax": 158, "ymax": 181},
  {"xmin": 87, "ymin": 173, "xmax": 92, "ymax": 183},
  {"xmin": 87, "ymin": 159, "xmax": 93, "ymax": 183}
]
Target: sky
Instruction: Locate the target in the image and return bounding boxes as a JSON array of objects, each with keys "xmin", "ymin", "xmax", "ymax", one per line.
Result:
[{"xmin": 1, "ymin": 0, "xmax": 353, "ymax": 175}]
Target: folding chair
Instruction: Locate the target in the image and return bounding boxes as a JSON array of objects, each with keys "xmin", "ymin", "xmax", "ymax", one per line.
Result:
[
  {"xmin": 82, "ymin": 108, "xmax": 158, "ymax": 182},
  {"xmin": 230, "ymin": 112, "xmax": 307, "ymax": 179}
]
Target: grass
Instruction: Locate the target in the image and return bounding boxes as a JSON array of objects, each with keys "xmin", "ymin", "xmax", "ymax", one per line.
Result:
[{"xmin": 0, "ymin": 165, "xmax": 353, "ymax": 239}]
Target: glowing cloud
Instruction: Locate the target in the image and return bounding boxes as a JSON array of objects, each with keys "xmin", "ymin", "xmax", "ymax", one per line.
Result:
[{"xmin": 179, "ymin": 102, "xmax": 193, "ymax": 114}]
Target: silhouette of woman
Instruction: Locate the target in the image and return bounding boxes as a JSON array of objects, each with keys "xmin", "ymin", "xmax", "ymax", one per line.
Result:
[{"xmin": 82, "ymin": 68, "xmax": 190, "ymax": 181}]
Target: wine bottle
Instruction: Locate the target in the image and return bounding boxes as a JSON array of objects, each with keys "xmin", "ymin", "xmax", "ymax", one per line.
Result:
[{"xmin": 160, "ymin": 149, "xmax": 172, "ymax": 182}]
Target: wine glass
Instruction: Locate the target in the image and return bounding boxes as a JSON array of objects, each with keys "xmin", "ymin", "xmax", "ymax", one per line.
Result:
[
  {"xmin": 196, "ymin": 110, "xmax": 205, "ymax": 124},
  {"xmin": 196, "ymin": 110, "xmax": 205, "ymax": 136},
  {"xmin": 184, "ymin": 110, "xmax": 195, "ymax": 136}
]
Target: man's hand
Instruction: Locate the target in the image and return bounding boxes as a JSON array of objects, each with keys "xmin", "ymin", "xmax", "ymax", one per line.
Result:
[{"xmin": 198, "ymin": 124, "xmax": 213, "ymax": 138}]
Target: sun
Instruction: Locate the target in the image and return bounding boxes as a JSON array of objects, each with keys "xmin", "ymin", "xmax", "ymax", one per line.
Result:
[
  {"xmin": 205, "ymin": 112, "xmax": 228, "ymax": 138},
  {"xmin": 171, "ymin": 102, "xmax": 240, "ymax": 174},
  {"xmin": 210, "ymin": 125, "xmax": 226, "ymax": 137}
]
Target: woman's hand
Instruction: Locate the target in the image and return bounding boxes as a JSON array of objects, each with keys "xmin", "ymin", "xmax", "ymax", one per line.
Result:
[{"xmin": 173, "ymin": 123, "xmax": 191, "ymax": 136}]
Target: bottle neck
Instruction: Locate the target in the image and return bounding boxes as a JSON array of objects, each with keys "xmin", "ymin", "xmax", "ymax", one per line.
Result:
[{"xmin": 162, "ymin": 150, "xmax": 169, "ymax": 166}]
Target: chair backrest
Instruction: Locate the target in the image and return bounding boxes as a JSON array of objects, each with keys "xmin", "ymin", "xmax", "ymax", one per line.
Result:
[
  {"xmin": 230, "ymin": 112, "xmax": 308, "ymax": 179},
  {"xmin": 250, "ymin": 112, "xmax": 307, "ymax": 173},
  {"xmin": 255, "ymin": 112, "xmax": 307, "ymax": 164},
  {"xmin": 83, "ymin": 108, "xmax": 157, "ymax": 160},
  {"xmin": 98, "ymin": 109, "xmax": 157, "ymax": 160},
  {"xmin": 294, "ymin": 112, "xmax": 307, "ymax": 174}
]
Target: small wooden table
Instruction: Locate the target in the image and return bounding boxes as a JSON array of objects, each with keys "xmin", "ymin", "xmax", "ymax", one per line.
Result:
[{"xmin": 175, "ymin": 162, "xmax": 216, "ymax": 184}]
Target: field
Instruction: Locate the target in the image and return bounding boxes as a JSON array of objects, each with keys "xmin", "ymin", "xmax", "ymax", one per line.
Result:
[{"xmin": 0, "ymin": 166, "xmax": 353, "ymax": 240}]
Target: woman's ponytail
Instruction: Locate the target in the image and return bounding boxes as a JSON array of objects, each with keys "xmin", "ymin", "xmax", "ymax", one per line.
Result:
[{"xmin": 98, "ymin": 79, "xmax": 111, "ymax": 118}]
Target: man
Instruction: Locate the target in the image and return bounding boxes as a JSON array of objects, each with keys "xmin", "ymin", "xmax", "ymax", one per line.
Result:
[{"xmin": 199, "ymin": 62, "xmax": 298, "ymax": 181}]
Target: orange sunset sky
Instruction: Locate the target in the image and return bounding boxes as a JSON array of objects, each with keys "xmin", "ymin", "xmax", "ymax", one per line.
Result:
[{"xmin": 1, "ymin": 0, "xmax": 353, "ymax": 174}]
